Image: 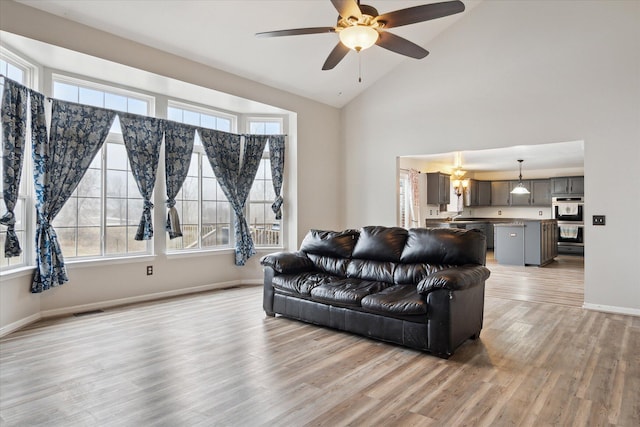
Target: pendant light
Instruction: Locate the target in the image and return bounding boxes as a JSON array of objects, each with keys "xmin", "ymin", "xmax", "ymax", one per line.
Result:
[{"xmin": 510, "ymin": 159, "xmax": 530, "ymax": 194}]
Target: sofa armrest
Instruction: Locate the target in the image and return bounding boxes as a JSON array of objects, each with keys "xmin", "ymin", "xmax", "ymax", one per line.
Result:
[
  {"xmin": 260, "ymin": 251, "xmax": 314, "ymax": 274},
  {"xmin": 417, "ymin": 265, "xmax": 491, "ymax": 294}
]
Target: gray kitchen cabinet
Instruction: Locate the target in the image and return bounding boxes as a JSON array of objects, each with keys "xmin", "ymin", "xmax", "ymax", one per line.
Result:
[
  {"xmin": 524, "ymin": 220, "xmax": 558, "ymax": 266},
  {"xmin": 491, "ymin": 181, "xmax": 511, "ymax": 206},
  {"xmin": 478, "ymin": 181, "xmax": 492, "ymax": 206},
  {"xmin": 426, "ymin": 172, "xmax": 451, "ymax": 205},
  {"xmin": 530, "ymin": 179, "xmax": 552, "ymax": 206},
  {"xmin": 494, "ymin": 224, "xmax": 525, "ymax": 265},
  {"xmin": 551, "ymin": 176, "xmax": 584, "ymax": 195},
  {"xmin": 465, "ymin": 180, "xmax": 492, "ymax": 207},
  {"xmin": 464, "ymin": 179, "xmax": 479, "ymax": 206},
  {"xmin": 509, "ymin": 180, "xmax": 532, "ymax": 206}
]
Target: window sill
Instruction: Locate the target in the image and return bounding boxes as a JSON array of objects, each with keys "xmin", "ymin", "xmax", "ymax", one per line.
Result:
[
  {"xmin": 0, "ymin": 265, "xmax": 36, "ymax": 280},
  {"xmin": 64, "ymin": 254, "xmax": 157, "ymax": 270},
  {"xmin": 166, "ymin": 248, "xmax": 235, "ymax": 259}
]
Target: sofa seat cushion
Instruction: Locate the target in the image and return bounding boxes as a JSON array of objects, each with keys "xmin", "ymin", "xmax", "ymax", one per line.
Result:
[
  {"xmin": 310, "ymin": 279, "xmax": 392, "ymax": 307},
  {"xmin": 272, "ymin": 272, "xmax": 339, "ymax": 296},
  {"xmin": 360, "ymin": 285, "xmax": 427, "ymax": 316}
]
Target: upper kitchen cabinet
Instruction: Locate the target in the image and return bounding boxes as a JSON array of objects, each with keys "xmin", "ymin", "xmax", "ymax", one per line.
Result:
[
  {"xmin": 551, "ymin": 176, "xmax": 584, "ymax": 195},
  {"xmin": 465, "ymin": 180, "xmax": 491, "ymax": 207},
  {"xmin": 530, "ymin": 179, "xmax": 552, "ymax": 206},
  {"xmin": 426, "ymin": 172, "xmax": 451, "ymax": 205},
  {"xmin": 478, "ymin": 181, "xmax": 492, "ymax": 206},
  {"xmin": 491, "ymin": 181, "xmax": 511, "ymax": 206}
]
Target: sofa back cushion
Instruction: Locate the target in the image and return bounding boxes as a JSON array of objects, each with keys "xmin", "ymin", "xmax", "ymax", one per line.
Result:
[
  {"xmin": 400, "ymin": 228, "xmax": 487, "ymax": 265},
  {"xmin": 300, "ymin": 229, "xmax": 359, "ymax": 258},
  {"xmin": 307, "ymin": 254, "xmax": 351, "ymax": 277},
  {"xmin": 352, "ymin": 226, "xmax": 408, "ymax": 262},
  {"xmin": 346, "ymin": 259, "xmax": 395, "ymax": 283},
  {"xmin": 393, "ymin": 263, "xmax": 452, "ymax": 285}
]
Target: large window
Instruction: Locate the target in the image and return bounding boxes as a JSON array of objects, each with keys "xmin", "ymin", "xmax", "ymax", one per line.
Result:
[
  {"xmin": 51, "ymin": 77, "xmax": 153, "ymax": 258},
  {"xmin": 0, "ymin": 49, "xmax": 35, "ymax": 270},
  {"xmin": 248, "ymin": 118, "xmax": 283, "ymax": 247},
  {"xmin": 166, "ymin": 103, "xmax": 235, "ymax": 252}
]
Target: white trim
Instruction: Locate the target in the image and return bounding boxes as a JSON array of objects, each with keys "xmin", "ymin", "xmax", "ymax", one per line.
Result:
[
  {"xmin": 583, "ymin": 303, "xmax": 640, "ymax": 317},
  {"xmin": 0, "ymin": 313, "xmax": 41, "ymax": 338},
  {"xmin": 39, "ymin": 281, "xmax": 260, "ymax": 318}
]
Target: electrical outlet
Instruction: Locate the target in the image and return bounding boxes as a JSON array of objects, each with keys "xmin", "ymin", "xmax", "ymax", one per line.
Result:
[
  {"xmin": 498, "ymin": 210, "xmax": 502, "ymax": 215},
  {"xmin": 592, "ymin": 215, "xmax": 606, "ymax": 226},
  {"xmin": 539, "ymin": 210, "xmax": 543, "ymax": 216},
  {"xmin": 146, "ymin": 265, "xmax": 153, "ymax": 275}
]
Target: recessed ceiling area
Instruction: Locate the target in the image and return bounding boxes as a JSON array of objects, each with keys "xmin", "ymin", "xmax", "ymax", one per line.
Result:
[{"xmin": 400, "ymin": 140, "xmax": 584, "ymax": 180}]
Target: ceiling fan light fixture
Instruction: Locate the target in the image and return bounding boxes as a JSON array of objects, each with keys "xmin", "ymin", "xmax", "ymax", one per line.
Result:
[{"xmin": 339, "ymin": 25, "xmax": 379, "ymax": 51}]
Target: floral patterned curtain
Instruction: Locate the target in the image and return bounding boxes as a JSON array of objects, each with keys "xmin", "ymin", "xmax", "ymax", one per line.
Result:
[
  {"xmin": 267, "ymin": 135, "xmax": 285, "ymax": 220},
  {"xmin": 408, "ymin": 168, "xmax": 421, "ymax": 228},
  {"xmin": 199, "ymin": 130, "xmax": 267, "ymax": 265},
  {"xmin": 118, "ymin": 113, "xmax": 164, "ymax": 241},
  {"xmin": 1, "ymin": 78, "xmax": 29, "ymax": 257},
  {"xmin": 164, "ymin": 122, "xmax": 195, "ymax": 239},
  {"xmin": 31, "ymin": 97, "xmax": 115, "ymax": 293}
]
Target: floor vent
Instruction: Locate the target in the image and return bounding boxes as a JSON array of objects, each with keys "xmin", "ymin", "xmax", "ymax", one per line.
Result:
[{"xmin": 73, "ymin": 309, "xmax": 104, "ymax": 317}]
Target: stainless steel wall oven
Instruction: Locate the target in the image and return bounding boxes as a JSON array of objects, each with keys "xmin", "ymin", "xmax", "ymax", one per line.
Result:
[{"xmin": 552, "ymin": 196, "xmax": 584, "ymax": 255}]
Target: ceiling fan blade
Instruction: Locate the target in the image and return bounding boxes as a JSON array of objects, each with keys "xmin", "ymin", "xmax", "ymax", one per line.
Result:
[
  {"xmin": 256, "ymin": 27, "xmax": 336, "ymax": 38},
  {"xmin": 330, "ymin": 0, "xmax": 362, "ymax": 20},
  {"xmin": 322, "ymin": 42, "xmax": 351, "ymax": 70},
  {"xmin": 376, "ymin": 0, "xmax": 465, "ymax": 29},
  {"xmin": 376, "ymin": 32, "xmax": 429, "ymax": 59}
]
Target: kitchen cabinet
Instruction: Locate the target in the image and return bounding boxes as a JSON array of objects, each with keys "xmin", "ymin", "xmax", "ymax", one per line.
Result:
[
  {"xmin": 465, "ymin": 180, "xmax": 492, "ymax": 207},
  {"xmin": 551, "ymin": 176, "xmax": 584, "ymax": 195},
  {"xmin": 494, "ymin": 224, "xmax": 525, "ymax": 265},
  {"xmin": 509, "ymin": 180, "xmax": 532, "ymax": 206},
  {"xmin": 464, "ymin": 179, "xmax": 479, "ymax": 206},
  {"xmin": 426, "ymin": 172, "xmax": 451, "ymax": 205},
  {"xmin": 478, "ymin": 181, "xmax": 492, "ymax": 206},
  {"xmin": 524, "ymin": 220, "xmax": 558, "ymax": 266},
  {"xmin": 491, "ymin": 181, "xmax": 511, "ymax": 206},
  {"xmin": 530, "ymin": 179, "xmax": 552, "ymax": 206}
]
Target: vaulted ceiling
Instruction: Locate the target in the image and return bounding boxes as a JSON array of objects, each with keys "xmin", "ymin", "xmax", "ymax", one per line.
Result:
[{"xmin": 16, "ymin": 0, "xmax": 479, "ymax": 108}]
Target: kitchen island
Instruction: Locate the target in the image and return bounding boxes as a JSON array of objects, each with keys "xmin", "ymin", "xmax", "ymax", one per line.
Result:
[
  {"xmin": 494, "ymin": 219, "xmax": 558, "ymax": 266},
  {"xmin": 426, "ymin": 218, "xmax": 558, "ymax": 266}
]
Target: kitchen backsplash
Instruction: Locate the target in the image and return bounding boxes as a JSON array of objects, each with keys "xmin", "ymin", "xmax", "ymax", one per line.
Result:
[{"xmin": 422, "ymin": 205, "xmax": 553, "ymax": 220}]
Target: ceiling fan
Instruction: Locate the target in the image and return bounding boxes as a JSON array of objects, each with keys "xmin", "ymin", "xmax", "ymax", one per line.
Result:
[{"xmin": 256, "ymin": 0, "xmax": 466, "ymax": 71}]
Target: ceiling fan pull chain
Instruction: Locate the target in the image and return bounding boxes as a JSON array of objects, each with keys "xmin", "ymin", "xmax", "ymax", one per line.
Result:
[{"xmin": 358, "ymin": 53, "xmax": 362, "ymax": 83}]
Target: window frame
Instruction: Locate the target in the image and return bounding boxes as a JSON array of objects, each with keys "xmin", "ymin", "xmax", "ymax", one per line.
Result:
[
  {"xmin": 246, "ymin": 116, "xmax": 285, "ymax": 250},
  {"xmin": 0, "ymin": 47, "xmax": 38, "ymax": 272},
  {"xmin": 165, "ymin": 100, "xmax": 237, "ymax": 254},
  {"xmin": 49, "ymin": 75, "xmax": 155, "ymax": 261}
]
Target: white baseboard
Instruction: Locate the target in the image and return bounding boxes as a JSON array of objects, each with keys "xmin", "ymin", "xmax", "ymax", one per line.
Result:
[
  {"xmin": 583, "ymin": 303, "xmax": 640, "ymax": 317},
  {"xmin": 0, "ymin": 313, "xmax": 42, "ymax": 338},
  {"xmin": 39, "ymin": 281, "xmax": 260, "ymax": 319}
]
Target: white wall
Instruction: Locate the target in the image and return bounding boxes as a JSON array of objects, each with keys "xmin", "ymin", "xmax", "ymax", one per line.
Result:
[
  {"xmin": 0, "ymin": 1, "xmax": 342, "ymax": 334},
  {"xmin": 342, "ymin": 1, "xmax": 640, "ymax": 313}
]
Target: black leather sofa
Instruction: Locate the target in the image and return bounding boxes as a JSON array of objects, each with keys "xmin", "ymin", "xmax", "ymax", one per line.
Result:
[{"xmin": 260, "ymin": 226, "xmax": 491, "ymax": 358}]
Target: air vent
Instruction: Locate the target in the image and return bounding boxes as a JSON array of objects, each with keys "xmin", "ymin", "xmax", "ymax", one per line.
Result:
[{"xmin": 73, "ymin": 309, "xmax": 104, "ymax": 317}]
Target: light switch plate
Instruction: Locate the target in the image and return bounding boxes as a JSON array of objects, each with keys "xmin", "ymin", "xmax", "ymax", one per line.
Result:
[{"xmin": 593, "ymin": 215, "xmax": 606, "ymax": 226}]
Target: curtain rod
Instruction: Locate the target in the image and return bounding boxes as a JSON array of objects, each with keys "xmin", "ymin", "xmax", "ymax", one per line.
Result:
[{"xmin": 1, "ymin": 75, "xmax": 287, "ymax": 137}]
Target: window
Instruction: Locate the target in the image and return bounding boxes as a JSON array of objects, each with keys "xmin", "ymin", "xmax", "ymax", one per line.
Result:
[
  {"xmin": 0, "ymin": 49, "xmax": 35, "ymax": 271},
  {"xmin": 166, "ymin": 103, "xmax": 235, "ymax": 252},
  {"xmin": 248, "ymin": 118, "xmax": 283, "ymax": 247},
  {"xmin": 51, "ymin": 77, "xmax": 153, "ymax": 258}
]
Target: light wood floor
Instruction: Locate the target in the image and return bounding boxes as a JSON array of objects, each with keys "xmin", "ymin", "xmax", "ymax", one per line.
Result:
[{"xmin": 1, "ymin": 255, "xmax": 639, "ymax": 426}]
